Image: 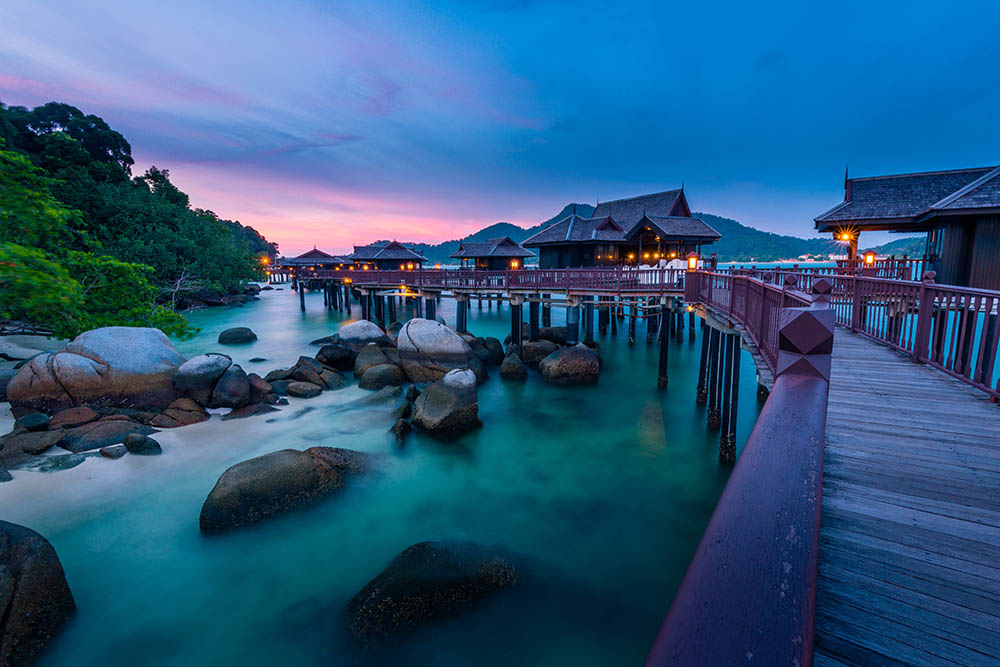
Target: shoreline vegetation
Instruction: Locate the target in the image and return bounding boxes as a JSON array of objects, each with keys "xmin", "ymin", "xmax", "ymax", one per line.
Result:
[{"xmin": 0, "ymin": 101, "xmax": 277, "ymax": 340}]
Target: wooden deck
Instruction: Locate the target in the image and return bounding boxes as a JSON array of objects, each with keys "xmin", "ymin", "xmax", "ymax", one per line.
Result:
[{"xmin": 814, "ymin": 329, "xmax": 1000, "ymax": 666}]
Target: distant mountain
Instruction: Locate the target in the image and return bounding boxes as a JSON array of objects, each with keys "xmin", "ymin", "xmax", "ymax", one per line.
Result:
[
  {"xmin": 864, "ymin": 236, "xmax": 926, "ymax": 257},
  {"xmin": 399, "ymin": 205, "xmax": 924, "ymax": 265}
]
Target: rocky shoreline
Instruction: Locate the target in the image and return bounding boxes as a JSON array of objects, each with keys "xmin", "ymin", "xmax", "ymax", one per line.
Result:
[{"xmin": 0, "ymin": 306, "xmax": 606, "ymax": 661}]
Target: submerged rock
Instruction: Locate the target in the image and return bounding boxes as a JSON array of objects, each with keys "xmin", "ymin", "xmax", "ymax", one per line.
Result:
[
  {"xmin": 199, "ymin": 447, "xmax": 369, "ymax": 533},
  {"xmin": 210, "ymin": 364, "xmax": 251, "ymax": 409},
  {"xmin": 222, "ymin": 404, "xmax": 280, "ymax": 420},
  {"xmin": 538, "ymin": 344, "xmax": 600, "ymax": 385},
  {"xmin": 411, "ymin": 369, "xmax": 480, "ymax": 440},
  {"xmin": 346, "ymin": 541, "xmax": 519, "ymax": 644},
  {"xmin": 500, "ymin": 353, "xmax": 527, "ymax": 381},
  {"xmin": 99, "ymin": 444, "xmax": 127, "ymax": 459},
  {"xmin": 319, "ymin": 369, "xmax": 348, "ymax": 390},
  {"xmin": 173, "ymin": 353, "xmax": 232, "ymax": 405},
  {"xmin": 354, "ymin": 344, "xmax": 391, "ymax": 378},
  {"xmin": 315, "ymin": 342, "xmax": 357, "ymax": 372},
  {"xmin": 58, "ymin": 421, "xmax": 157, "ymax": 453},
  {"xmin": 6, "ymin": 327, "xmax": 185, "ymax": 412},
  {"xmin": 217, "ymin": 327, "xmax": 257, "ymax": 344},
  {"xmin": 0, "ymin": 520, "xmax": 76, "ymax": 665},
  {"xmin": 14, "ymin": 413, "xmax": 50, "ymax": 432},
  {"xmin": 520, "ymin": 340, "xmax": 559, "ymax": 365}
]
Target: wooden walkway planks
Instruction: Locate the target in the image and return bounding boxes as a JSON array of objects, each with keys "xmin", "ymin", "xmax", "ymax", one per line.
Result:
[{"xmin": 814, "ymin": 329, "xmax": 1000, "ymax": 666}]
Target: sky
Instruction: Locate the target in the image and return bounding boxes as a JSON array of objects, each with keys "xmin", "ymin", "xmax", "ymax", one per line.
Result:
[{"xmin": 2, "ymin": 0, "xmax": 999, "ymax": 255}]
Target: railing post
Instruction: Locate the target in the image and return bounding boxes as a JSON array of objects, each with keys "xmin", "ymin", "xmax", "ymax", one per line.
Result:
[{"xmin": 911, "ymin": 271, "xmax": 936, "ymax": 363}]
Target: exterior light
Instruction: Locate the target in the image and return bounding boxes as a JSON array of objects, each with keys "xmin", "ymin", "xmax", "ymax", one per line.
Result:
[
  {"xmin": 864, "ymin": 251, "xmax": 876, "ymax": 266},
  {"xmin": 686, "ymin": 251, "xmax": 699, "ymax": 270},
  {"xmin": 349, "ymin": 265, "xmax": 354, "ymax": 270},
  {"xmin": 264, "ymin": 270, "xmax": 271, "ymax": 276},
  {"xmin": 643, "ymin": 252, "xmax": 650, "ymax": 259},
  {"xmin": 434, "ymin": 263, "xmax": 441, "ymax": 269},
  {"xmin": 686, "ymin": 304, "xmax": 694, "ymax": 313},
  {"xmin": 654, "ymin": 253, "xmax": 660, "ymax": 259},
  {"xmin": 309, "ymin": 266, "xmax": 315, "ymax": 271},
  {"xmin": 510, "ymin": 260, "xmax": 519, "ymax": 268},
  {"xmin": 407, "ymin": 263, "xmax": 414, "ymax": 269},
  {"xmin": 261, "ymin": 256, "xmax": 270, "ymax": 265},
  {"xmin": 363, "ymin": 265, "xmax": 369, "ymax": 270},
  {"xmin": 628, "ymin": 253, "xmax": 635, "ymax": 260}
]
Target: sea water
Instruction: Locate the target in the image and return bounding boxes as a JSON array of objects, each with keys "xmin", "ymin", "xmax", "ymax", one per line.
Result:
[{"xmin": 1, "ymin": 287, "xmax": 762, "ymax": 666}]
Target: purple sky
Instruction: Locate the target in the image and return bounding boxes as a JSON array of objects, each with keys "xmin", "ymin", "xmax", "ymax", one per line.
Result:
[{"xmin": 2, "ymin": 0, "xmax": 999, "ymax": 254}]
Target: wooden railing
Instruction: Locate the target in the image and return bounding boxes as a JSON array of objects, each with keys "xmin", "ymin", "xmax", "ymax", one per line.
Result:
[
  {"xmin": 651, "ymin": 272, "xmax": 835, "ymax": 665},
  {"xmin": 309, "ymin": 267, "xmax": 687, "ymax": 293}
]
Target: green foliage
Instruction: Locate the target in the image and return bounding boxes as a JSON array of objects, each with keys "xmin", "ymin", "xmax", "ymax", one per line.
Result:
[
  {"xmin": 0, "ymin": 242, "xmax": 82, "ymax": 332},
  {"xmin": 0, "ymin": 145, "xmax": 81, "ymax": 251}
]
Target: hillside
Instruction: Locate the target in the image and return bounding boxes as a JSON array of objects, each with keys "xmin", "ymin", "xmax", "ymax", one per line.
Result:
[{"xmin": 401, "ymin": 205, "xmax": 924, "ymax": 265}]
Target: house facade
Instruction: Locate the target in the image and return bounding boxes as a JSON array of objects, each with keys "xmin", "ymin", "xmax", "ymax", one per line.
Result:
[
  {"xmin": 521, "ymin": 189, "xmax": 720, "ymax": 268},
  {"xmin": 815, "ymin": 166, "xmax": 1000, "ymax": 289},
  {"xmin": 450, "ymin": 236, "xmax": 535, "ymax": 270}
]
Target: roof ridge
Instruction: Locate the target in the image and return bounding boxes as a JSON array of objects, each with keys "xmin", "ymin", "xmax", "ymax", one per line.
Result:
[
  {"xmin": 930, "ymin": 165, "xmax": 1000, "ymax": 209},
  {"xmin": 596, "ymin": 188, "xmax": 681, "ymax": 207},
  {"xmin": 849, "ymin": 165, "xmax": 996, "ymax": 183}
]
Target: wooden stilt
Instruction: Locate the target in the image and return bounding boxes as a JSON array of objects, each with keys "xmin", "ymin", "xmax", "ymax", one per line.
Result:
[
  {"xmin": 566, "ymin": 303, "xmax": 580, "ymax": 345},
  {"xmin": 584, "ymin": 296, "xmax": 595, "ymax": 345},
  {"xmin": 657, "ymin": 301, "xmax": 669, "ymax": 388},
  {"xmin": 529, "ymin": 299, "xmax": 539, "ymax": 341},
  {"xmin": 720, "ymin": 333, "xmax": 736, "ymax": 461},
  {"xmin": 707, "ymin": 327, "xmax": 721, "ymax": 428},
  {"xmin": 696, "ymin": 323, "xmax": 709, "ymax": 404}
]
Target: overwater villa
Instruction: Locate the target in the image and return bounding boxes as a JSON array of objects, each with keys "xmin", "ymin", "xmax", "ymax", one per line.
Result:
[
  {"xmin": 522, "ymin": 188, "xmax": 720, "ymax": 268},
  {"xmin": 449, "ymin": 236, "xmax": 535, "ymax": 269},
  {"xmin": 349, "ymin": 240, "xmax": 426, "ymax": 270},
  {"xmin": 815, "ymin": 165, "xmax": 1000, "ymax": 289},
  {"xmin": 280, "ymin": 247, "xmax": 353, "ymax": 271}
]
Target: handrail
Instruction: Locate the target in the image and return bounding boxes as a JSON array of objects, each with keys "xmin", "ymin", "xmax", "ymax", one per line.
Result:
[{"xmin": 651, "ymin": 276, "xmax": 835, "ymax": 666}]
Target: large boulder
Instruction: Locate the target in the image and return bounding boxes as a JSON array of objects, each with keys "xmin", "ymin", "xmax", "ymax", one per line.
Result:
[
  {"xmin": 338, "ymin": 321, "xmax": 390, "ymax": 349},
  {"xmin": 520, "ymin": 340, "xmax": 559, "ymax": 365},
  {"xmin": 315, "ymin": 342, "xmax": 357, "ymax": 372},
  {"xmin": 397, "ymin": 319, "xmax": 484, "ymax": 383},
  {"xmin": 173, "ymin": 354, "xmax": 232, "ymax": 405},
  {"xmin": 483, "ymin": 337, "xmax": 505, "ymax": 366},
  {"xmin": 354, "ymin": 344, "xmax": 391, "ymax": 378},
  {"xmin": 48, "ymin": 406, "xmax": 99, "ymax": 430},
  {"xmin": 359, "ymin": 364, "xmax": 407, "ymax": 391},
  {"xmin": 538, "ymin": 344, "xmax": 600, "ymax": 385},
  {"xmin": 0, "ymin": 369, "xmax": 16, "ymax": 402},
  {"xmin": 199, "ymin": 447, "xmax": 368, "ymax": 533},
  {"xmin": 217, "ymin": 327, "xmax": 257, "ymax": 344},
  {"xmin": 6, "ymin": 327, "xmax": 186, "ymax": 412},
  {"xmin": 500, "ymin": 353, "xmax": 527, "ymax": 381},
  {"xmin": 0, "ymin": 521, "xmax": 76, "ymax": 665},
  {"xmin": 346, "ymin": 541, "xmax": 518, "ymax": 644},
  {"xmin": 210, "ymin": 364, "xmax": 251, "ymax": 409},
  {"xmin": 286, "ymin": 381, "xmax": 322, "ymax": 399},
  {"xmin": 538, "ymin": 326, "xmax": 568, "ymax": 346},
  {"xmin": 411, "ymin": 369, "xmax": 480, "ymax": 439}
]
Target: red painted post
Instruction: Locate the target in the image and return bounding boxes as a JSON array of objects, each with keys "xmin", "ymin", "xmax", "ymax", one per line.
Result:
[{"xmin": 911, "ymin": 271, "xmax": 937, "ymax": 363}]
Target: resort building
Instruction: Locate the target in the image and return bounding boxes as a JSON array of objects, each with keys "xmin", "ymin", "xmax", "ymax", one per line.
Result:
[
  {"xmin": 815, "ymin": 165, "xmax": 1000, "ymax": 289},
  {"xmin": 278, "ymin": 247, "xmax": 352, "ymax": 271},
  {"xmin": 449, "ymin": 236, "xmax": 535, "ymax": 270},
  {"xmin": 349, "ymin": 240, "xmax": 426, "ymax": 270},
  {"xmin": 521, "ymin": 189, "xmax": 720, "ymax": 268}
]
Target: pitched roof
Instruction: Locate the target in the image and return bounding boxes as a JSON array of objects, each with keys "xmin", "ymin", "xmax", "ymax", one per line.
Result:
[
  {"xmin": 591, "ymin": 189, "xmax": 687, "ymax": 234},
  {"xmin": 522, "ymin": 211, "xmax": 718, "ymax": 246},
  {"xmin": 350, "ymin": 240, "xmax": 425, "ymax": 261},
  {"xmin": 281, "ymin": 248, "xmax": 352, "ymax": 264},
  {"xmin": 450, "ymin": 237, "xmax": 535, "ymax": 259},
  {"xmin": 815, "ymin": 166, "xmax": 1000, "ymax": 228}
]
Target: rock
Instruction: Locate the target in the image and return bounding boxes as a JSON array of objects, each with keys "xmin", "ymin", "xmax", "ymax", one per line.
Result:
[
  {"xmin": 346, "ymin": 541, "xmax": 518, "ymax": 644},
  {"xmin": 319, "ymin": 369, "xmax": 348, "ymax": 390},
  {"xmin": 0, "ymin": 468, "xmax": 11, "ymax": 482},
  {"xmin": 199, "ymin": 447, "xmax": 368, "ymax": 533},
  {"xmin": 390, "ymin": 417, "xmax": 411, "ymax": 444},
  {"xmin": 347, "ymin": 386, "xmax": 402, "ymax": 407},
  {"xmin": 500, "ymin": 354, "xmax": 527, "ymax": 381},
  {"xmin": 538, "ymin": 344, "xmax": 600, "ymax": 385},
  {"xmin": 315, "ymin": 343, "xmax": 357, "ymax": 372},
  {"xmin": 123, "ymin": 433, "xmax": 162, "ymax": 455},
  {"xmin": 295, "ymin": 356, "xmax": 327, "ymax": 375},
  {"xmin": 411, "ymin": 369, "xmax": 480, "ymax": 440},
  {"xmin": 249, "ymin": 357, "xmax": 268, "ymax": 362},
  {"xmin": 538, "ymin": 326, "xmax": 568, "ymax": 346},
  {"xmin": 0, "ymin": 430, "xmax": 67, "ymax": 462},
  {"xmin": 217, "ymin": 327, "xmax": 257, "ymax": 344},
  {"xmin": 338, "ymin": 321, "xmax": 390, "ymax": 349},
  {"xmin": 396, "ymin": 319, "xmax": 485, "ymax": 383},
  {"xmin": 48, "ymin": 406, "xmax": 99, "ymax": 430},
  {"xmin": 392, "ymin": 401, "xmax": 413, "ymax": 421},
  {"xmin": 20, "ymin": 430, "xmax": 67, "ymax": 456},
  {"xmin": 359, "ymin": 364, "xmax": 407, "ymax": 390},
  {"xmin": 483, "ymin": 337, "xmax": 505, "ymax": 365},
  {"xmin": 14, "ymin": 413, "xmax": 50, "ymax": 432},
  {"xmin": 263, "ymin": 368, "xmax": 294, "ymax": 383},
  {"xmin": 387, "ymin": 321, "xmax": 403, "ymax": 335},
  {"xmin": 168, "ymin": 397, "xmax": 203, "ymax": 412},
  {"xmin": 521, "ymin": 340, "xmax": 559, "ymax": 365},
  {"xmin": 154, "ymin": 405, "xmax": 210, "ymax": 427},
  {"xmin": 309, "ymin": 334, "xmax": 338, "ymax": 346},
  {"xmin": 286, "ymin": 381, "xmax": 322, "ymax": 398},
  {"xmin": 58, "ymin": 421, "xmax": 156, "ymax": 453},
  {"xmin": 354, "ymin": 344, "xmax": 390, "ymax": 378},
  {"xmin": 0, "ymin": 369, "xmax": 16, "ymax": 401},
  {"xmin": 210, "ymin": 364, "xmax": 251, "ymax": 409},
  {"xmin": 291, "ymin": 365, "xmax": 324, "ymax": 387},
  {"xmin": 403, "ymin": 385, "xmax": 420, "ymax": 403},
  {"xmin": 247, "ymin": 373, "xmax": 272, "ymax": 404},
  {"xmin": 173, "ymin": 353, "xmax": 232, "ymax": 405},
  {"xmin": 222, "ymin": 403, "xmax": 279, "ymax": 420},
  {"xmin": 269, "ymin": 380, "xmax": 292, "ymax": 396},
  {"xmin": 99, "ymin": 444, "xmax": 127, "ymax": 459},
  {"xmin": 6, "ymin": 327, "xmax": 186, "ymax": 412},
  {"xmin": 0, "ymin": 521, "xmax": 76, "ymax": 664}
]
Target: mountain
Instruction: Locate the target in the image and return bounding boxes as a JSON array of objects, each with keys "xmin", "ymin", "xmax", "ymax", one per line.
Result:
[{"xmin": 400, "ymin": 205, "xmax": 924, "ymax": 265}]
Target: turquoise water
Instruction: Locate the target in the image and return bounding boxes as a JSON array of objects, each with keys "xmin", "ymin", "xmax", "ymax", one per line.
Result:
[{"xmin": 1, "ymin": 286, "xmax": 762, "ymax": 666}]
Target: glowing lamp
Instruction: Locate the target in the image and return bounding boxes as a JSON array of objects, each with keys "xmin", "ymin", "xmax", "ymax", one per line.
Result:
[
  {"xmin": 864, "ymin": 251, "xmax": 876, "ymax": 266},
  {"xmin": 628, "ymin": 253, "xmax": 635, "ymax": 260},
  {"xmin": 362, "ymin": 265, "xmax": 369, "ymax": 270},
  {"xmin": 264, "ymin": 270, "xmax": 271, "ymax": 276},
  {"xmin": 686, "ymin": 304, "xmax": 694, "ymax": 313},
  {"xmin": 309, "ymin": 266, "xmax": 314, "ymax": 271},
  {"xmin": 670, "ymin": 252, "xmax": 676, "ymax": 258},
  {"xmin": 643, "ymin": 253, "xmax": 650, "ymax": 259},
  {"xmin": 261, "ymin": 257, "xmax": 270, "ymax": 265},
  {"xmin": 434, "ymin": 263, "xmax": 441, "ymax": 269},
  {"xmin": 407, "ymin": 263, "xmax": 414, "ymax": 269},
  {"xmin": 686, "ymin": 251, "xmax": 699, "ymax": 270}
]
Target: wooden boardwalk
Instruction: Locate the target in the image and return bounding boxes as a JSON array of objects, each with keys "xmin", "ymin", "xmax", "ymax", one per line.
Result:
[{"xmin": 814, "ymin": 329, "xmax": 1000, "ymax": 666}]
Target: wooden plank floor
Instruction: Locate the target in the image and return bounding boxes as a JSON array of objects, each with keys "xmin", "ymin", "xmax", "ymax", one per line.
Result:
[{"xmin": 814, "ymin": 329, "xmax": 1000, "ymax": 666}]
